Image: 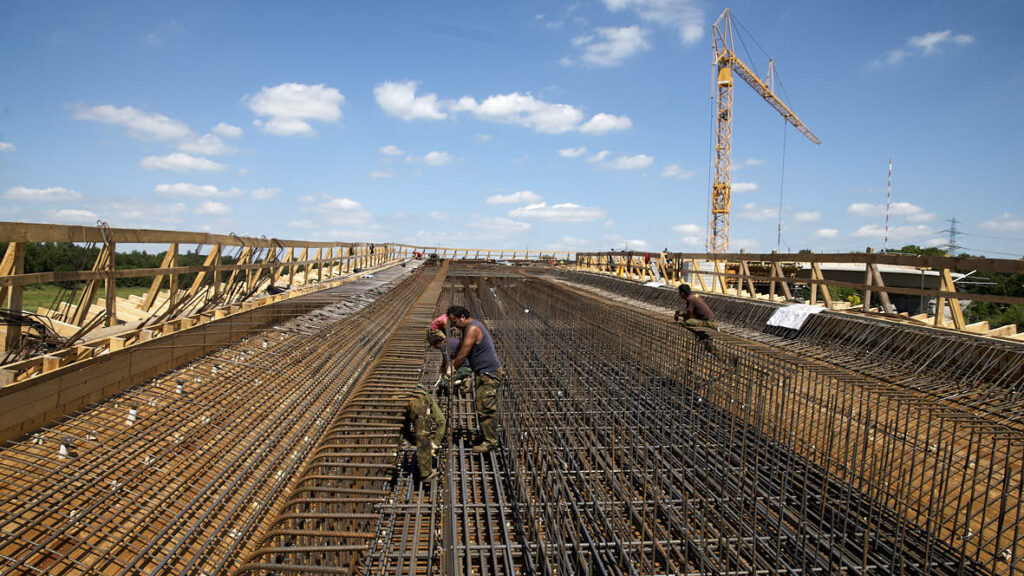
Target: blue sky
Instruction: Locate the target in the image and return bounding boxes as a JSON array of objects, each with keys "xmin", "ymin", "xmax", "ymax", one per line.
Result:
[{"xmin": 1, "ymin": 1, "xmax": 1022, "ymax": 257}]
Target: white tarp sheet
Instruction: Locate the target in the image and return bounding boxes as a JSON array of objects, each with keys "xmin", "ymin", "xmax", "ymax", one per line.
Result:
[{"xmin": 766, "ymin": 303, "xmax": 826, "ymax": 330}]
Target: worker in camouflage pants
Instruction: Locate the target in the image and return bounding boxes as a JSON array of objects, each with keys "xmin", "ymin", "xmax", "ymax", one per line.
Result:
[{"xmin": 401, "ymin": 386, "xmax": 446, "ymax": 480}]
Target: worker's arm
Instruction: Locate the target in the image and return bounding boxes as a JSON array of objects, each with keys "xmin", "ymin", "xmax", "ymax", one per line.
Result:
[{"xmin": 450, "ymin": 325, "xmax": 480, "ymax": 369}]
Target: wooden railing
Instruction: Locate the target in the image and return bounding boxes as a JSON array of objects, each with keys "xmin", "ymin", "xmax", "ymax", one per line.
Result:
[
  {"xmin": 392, "ymin": 245, "xmax": 575, "ymax": 261},
  {"xmin": 576, "ymin": 249, "xmax": 1024, "ymax": 341},
  {"xmin": 0, "ymin": 222, "xmax": 401, "ymax": 362}
]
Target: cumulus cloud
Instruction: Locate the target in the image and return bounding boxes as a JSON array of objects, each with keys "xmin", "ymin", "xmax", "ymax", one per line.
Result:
[
  {"xmin": 793, "ymin": 210, "xmax": 821, "ymax": 222},
  {"xmin": 847, "ymin": 201, "xmax": 935, "ymax": 222},
  {"xmin": 4, "ymin": 186, "xmax": 83, "ymax": 202},
  {"xmin": 379, "ymin": 144, "xmax": 404, "ymax": 156},
  {"xmin": 452, "ymin": 92, "xmax": 583, "ymax": 134},
  {"xmin": 508, "ymin": 202, "xmax": 605, "ymax": 222},
  {"xmin": 52, "ymin": 209, "xmax": 99, "ymax": 224},
  {"xmin": 558, "ymin": 146, "xmax": 588, "ymax": 158},
  {"xmin": 673, "ymin": 223, "xmax": 701, "ymax": 234},
  {"xmin": 579, "ymin": 113, "xmax": 633, "ymax": 134},
  {"xmin": 211, "ymin": 122, "xmax": 242, "ymax": 138},
  {"xmin": 604, "ymin": 0, "xmax": 704, "ymax": 44},
  {"xmin": 429, "ymin": 211, "xmax": 448, "ymax": 220},
  {"xmin": 814, "ymin": 228, "xmax": 839, "ymax": 238},
  {"xmin": 370, "ymin": 170, "xmax": 395, "ymax": 179},
  {"xmin": 405, "ymin": 151, "xmax": 453, "ymax": 166},
  {"xmin": 731, "ymin": 182, "xmax": 758, "ymax": 193},
  {"xmin": 486, "ymin": 190, "xmax": 542, "ymax": 205},
  {"xmin": 979, "ymin": 212, "xmax": 1024, "ymax": 233},
  {"xmin": 375, "ymin": 81, "xmax": 631, "ymax": 135},
  {"xmin": 475, "ymin": 133, "xmax": 492, "ymax": 142},
  {"xmin": 153, "ymin": 183, "xmax": 243, "ymax": 198},
  {"xmin": 247, "ymin": 83, "xmax": 345, "ymax": 136},
  {"xmin": 251, "ymin": 188, "xmax": 280, "ymax": 200},
  {"xmin": 309, "ymin": 197, "xmax": 377, "ymax": 230},
  {"xmin": 468, "ymin": 217, "xmax": 532, "ymax": 236},
  {"xmin": 178, "ymin": 134, "xmax": 235, "ymax": 155},
  {"xmin": 196, "ymin": 201, "xmax": 230, "ymax": 215},
  {"xmin": 0, "ymin": 142, "xmax": 16, "ymax": 152},
  {"xmin": 604, "ymin": 154, "xmax": 654, "ymax": 170},
  {"xmin": 141, "ymin": 153, "xmax": 226, "ymax": 172},
  {"xmin": 661, "ymin": 164, "xmax": 694, "ymax": 179},
  {"xmin": 287, "ymin": 219, "xmax": 319, "ymax": 229},
  {"xmin": 871, "ymin": 29, "xmax": 974, "ymax": 68},
  {"xmin": 735, "ymin": 158, "xmax": 766, "ymax": 169},
  {"xmin": 588, "ymin": 150, "xmax": 611, "ymax": 163},
  {"xmin": 71, "ymin": 104, "xmax": 192, "ymax": 140},
  {"xmin": 852, "ymin": 224, "xmax": 935, "ymax": 241},
  {"xmin": 571, "ymin": 26, "xmax": 651, "ymax": 67},
  {"xmin": 374, "ymin": 81, "xmax": 447, "ymax": 121},
  {"xmin": 737, "ymin": 203, "xmax": 778, "ymax": 221}
]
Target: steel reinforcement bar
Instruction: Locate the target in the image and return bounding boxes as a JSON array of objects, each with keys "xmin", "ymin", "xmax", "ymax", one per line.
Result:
[
  {"xmin": 0, "ymin": 264, "xmax": 432, "ymax": 575},
  {"xmin": 462, "ymin": 269, "xmax": 1020, "ymax": 575}
]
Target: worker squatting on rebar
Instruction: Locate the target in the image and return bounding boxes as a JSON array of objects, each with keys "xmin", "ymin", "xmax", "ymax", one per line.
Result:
[
  {"xmin": 427, "ymin": 331, "xmax": 472, "ymax": 394},
  {"xmin": 400, "ymin": 385, "xmax": 446, "ymax": 481},
  {"xmin": 674, "ymin": 284, "xmax": 718, "ymax": 331},
  {"xmin": 445, "ymin": 305, "xmax": 504, "ymax": 454}
]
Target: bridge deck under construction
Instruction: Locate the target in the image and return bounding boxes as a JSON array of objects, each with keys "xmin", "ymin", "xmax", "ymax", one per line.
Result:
[{"xmin": 1, "ymin": 262, "xmax": 1021, "ymax": 575}]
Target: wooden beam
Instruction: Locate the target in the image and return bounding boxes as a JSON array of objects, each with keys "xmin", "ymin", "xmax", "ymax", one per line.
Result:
[{"xmin": 2, "ymin": 242, "xmax": 25, "ymax": 353}]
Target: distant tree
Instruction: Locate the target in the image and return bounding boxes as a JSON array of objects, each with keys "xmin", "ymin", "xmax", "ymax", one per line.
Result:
[{"xmin": 897, "ymin": 244, "xmax": 947, "ymax": 257}]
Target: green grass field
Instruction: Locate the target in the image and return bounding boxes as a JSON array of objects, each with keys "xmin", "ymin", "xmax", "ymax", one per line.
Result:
[{"xmin": 18, "ymin": 284, "xmax": 151, "ymax": 313}]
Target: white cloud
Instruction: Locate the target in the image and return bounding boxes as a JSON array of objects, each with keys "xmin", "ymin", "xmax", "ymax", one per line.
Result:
[
  {"xmin": 852, "ymin": 223, "xmax": 934, "ymax": 240},
  {"xmin": 452, "ymin": 92, "xmax": 583, "ymax": 134},
  {"xmin": 71, "ymin": 104, "xmax": 192, "ymax": 140},
  {"xmin": 309, "ymin": 197, "xmax": 377, "ymax": 230},
  {"xmin": 661, "ymin": 164, "xmax": 694, "ymax": 179},
  {"xmin": 604, "ymin": 219, "xmax": 616, "ymax": 228},
  {"xmin": 793, "ymin": 210, "xmax": 821, "ymax": 222},
  {"xmin": 572, "ymin": 26, "xmax": 651, "ymax": 67},
  {"xmin": 0, "ymin": 142, "xmax": 16, "ymax": 152},
  {"xmin": 847, "ymin": 201, "xmax": 935, "ymax": 222},
  {"xmin": 321, "ymin": 197, "xmax": 361, "ymax": 211},
  {"xmin": 4, "ymin": 186, "xmax": 83, "ymax": 202},
  {"xmin": 379, "ymin": 144, "xmax": 404, "ymax": 156},
  {"xmin": 288, "ymin": 219, "xmax": 319, "ymax": 229},
  {"xmin": 508, "ymin": 202, "xmax": 605, "ymax": 222},
  {"xmin": 979, "ymin": 212, "xmax": 1024, "ymax": 233},
  {"xmin": 579, "ymin": 112, "xmax": 633, "ymax": 134},
  {"xmin": 211, "ymin": 122, "xmax": 242, "ymax": 138},
  {"xmin": 604, "ymin": 0, "xmax": 704, "ymax": 44},
  {"xmin": 731, "ymin": 181, "xmax": 758, "ymax": 193},
  {"xmin": 604, "ymin": 154, "xmax": 654, "ymax": 170},
  {"xmin": 153, "ymin": 183, "xmax": 243, "ymax": 198},
  {"xmin": 559, "ymin": 146, "xmax": 588, "ymax": 158},
  {"xmin": 475, "ymin": 133, "xmax": 493, "ymax": 142},
  {"xmin": 52, "ymin": 209, "xmax": 99, "ymax": 224},
  {"xmin": 429, "ymin": 211, "xmax": 448, "ymax": 220},
  {"xmin": 872, "ymin": 29, "xmax": 974, "ymax": 68},
  {"xmin": 735, "ymin": 158, "xmax": 766, "ymax": 169},
  {"xmin": 374, "ymin": 81, "xmax": 447, "ymax": 120},
  {"xmin": 370, "ymin": 170, "xmax": 394, "ymax": 179},
  {"xmin": 251, "ymin": 187, "xmax": 280, "ymax": 200},
  {"xmin": 196, "ymin": 201, "xmax": 230, "ymax": 215},
  {"xmin": 144, "ymin": 20, "xmax": 184, "ymax": 46},
  {"xmin": 737, "ymin": 203, "xmax": 778, "ymax": 221},
  {"xmin": 247, "ymin": 83, "xmax": 345, "ymax": 136},
  {"xmin": 406, "ymin": 151, "xmax": 453, "ymax": 166},
  {"xmin": 588, "ymin": 150, "xmax": 610, "ymax": 163},
  {"xmin": 102, "ymin": 199, "xmax": 187, "ymax": 226},
  {"xmin": 674, "ymin": 223, "xmax": 705, "ymax": 247},
  {"xmin": 910, "ymin": 30, "xmax": 974, "ymax": 54},
  {"xmin": 467, "ymin": 217, "xmax": 532, "ymax": 236},
  {"xmin": 178, "ymin": 134, "xmax": 235, "ymax": 155},
  {"xmin": 141, "ymin": 153, "xmax": 226, "ymax": 172},
  {"xmin": 814, "ymin": 228, "xmax": 839, "ymax": 238},
  {"xmin": 486, "ymin": 190, "xmax": 543, "ymax": 205}
]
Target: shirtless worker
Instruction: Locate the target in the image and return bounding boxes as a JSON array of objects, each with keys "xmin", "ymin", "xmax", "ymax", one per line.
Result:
[{"xmin": 445, "ymin": 305, "xmax": 503, "ymax": 454}]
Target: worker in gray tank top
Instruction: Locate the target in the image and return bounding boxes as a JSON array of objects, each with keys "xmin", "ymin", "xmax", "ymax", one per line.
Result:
[{"xmin": 446, "ymin": 305, "xmax": 503, "ymax": 453}]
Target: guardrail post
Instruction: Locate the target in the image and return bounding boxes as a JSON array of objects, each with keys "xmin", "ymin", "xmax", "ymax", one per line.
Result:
[{"xmin": 1, "ymin": 242, "xmax": 25, "ymax": 352}]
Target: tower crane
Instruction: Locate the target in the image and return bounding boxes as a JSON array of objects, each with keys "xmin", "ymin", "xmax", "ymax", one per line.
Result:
[{"xmin": 710, "ymin": 8, "xmax": 821, "ymax": 254}]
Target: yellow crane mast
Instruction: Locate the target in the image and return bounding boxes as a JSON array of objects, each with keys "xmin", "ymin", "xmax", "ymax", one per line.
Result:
[{"xmin": 710, "ymin": 8, "xmax": 821, "ymax": 254}]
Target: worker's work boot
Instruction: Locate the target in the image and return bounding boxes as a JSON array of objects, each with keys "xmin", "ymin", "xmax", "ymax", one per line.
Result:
[
  {"xmin": 421, "ymin": 469, "xmax": 437, "ymax": 481},
  {"xmin": 471, "ymin": 442, "xmax": 496, "ymax": 454}
]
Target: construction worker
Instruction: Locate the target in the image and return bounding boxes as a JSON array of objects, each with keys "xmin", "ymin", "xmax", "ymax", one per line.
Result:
[
  {"xmin": 426, "ymin": 313, "xmax": 448, "ymax": 342},
  {"xmin": 400, "ymin": 384, "xmax": 446, "ymax": 481},
  {"xmin": 674, "ymin": 284, "xmax": 718, "ymax": 330},
  {"xmin": 446, "ymin": 305, "xmax": 503, "ymax": 454},
  {"xmin": 427, "ymin": 331, "xmax": 472, "ymax": 392}
]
